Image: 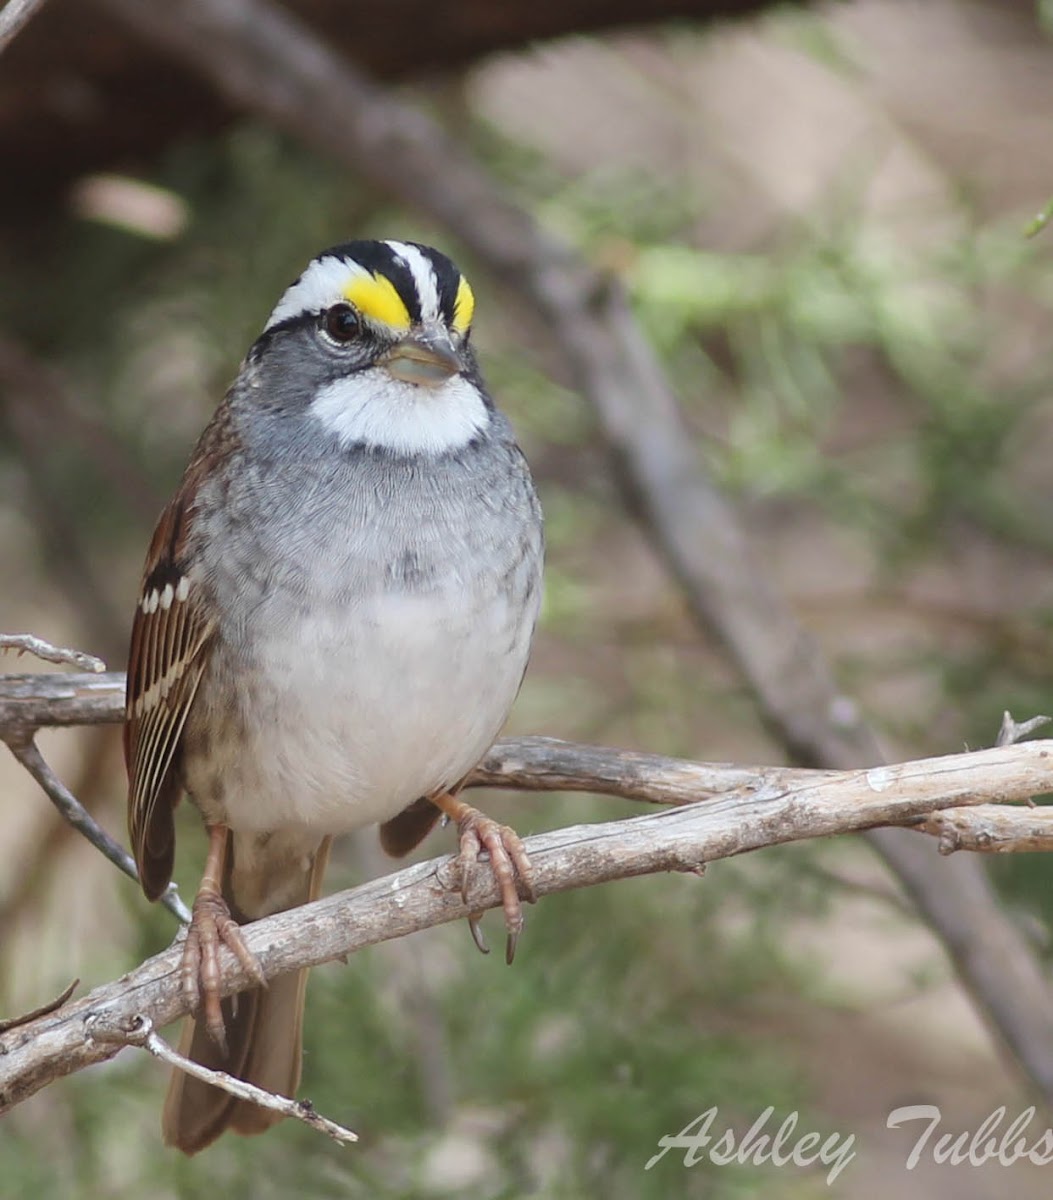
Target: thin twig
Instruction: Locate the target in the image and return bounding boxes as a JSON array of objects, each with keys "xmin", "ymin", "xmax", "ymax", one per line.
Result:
[
  {"xmin": 87, "ymin": 1014, "xmax": 358, "ymax": 1145},
  {"xmin": 0, "ymin": 0, "xmax": 49, "ymax": 54},
  {"xmin": 4, "ymin": 735, "xmax": 190, "ymax": 924},
  {"xmin": 0, "ymin": 979, "xmax": 79, "ymax": 1034},
  {"xmin": 997, "ymin": 711, "xmax": 1051, "ymax": 748},
  {"xmin": 0, "ymin": 635, "xmax": 105, "ymax": 674}
]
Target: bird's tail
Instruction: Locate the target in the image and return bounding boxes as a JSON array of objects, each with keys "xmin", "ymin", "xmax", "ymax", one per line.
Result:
[{"xmin": 161, "ymin": 835, "xmax": 331, "ymax": 1154}]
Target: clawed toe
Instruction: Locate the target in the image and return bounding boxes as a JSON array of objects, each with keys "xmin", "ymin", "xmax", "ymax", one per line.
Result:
[
  {"xmin": 446, "ymin": 803, "xmax": 535, "ymax": 964},
  {"xmin": 180, "ymin": 887, "xmax": 264, "ymax": 1054}
]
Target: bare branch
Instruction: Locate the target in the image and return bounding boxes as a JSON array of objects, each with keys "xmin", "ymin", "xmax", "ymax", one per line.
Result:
[
  {"xmin": 0, "ymin": 670, "xmax": 125, "ymax": 733},
  {"xmin": 2, "ymin": 737, "xmax": 1051, "ymax": 1113},
  {"xmin": 0, "ymin": 0, "xmax": 49, "ymax": 54},
  {"xmin": 0, "ymin": 634, "xmax": 105, "ymax": 673},
  {"xmin": 88, "ymin": 1014, "xmax": 358, "ymax": 1145},
  {"xmin": 922, "ymin": 805, "xmax": 1053, "ymax": 855},
  {"xmin": 472, "ymin": 734, "xmax": 826, "ymax": 802}
]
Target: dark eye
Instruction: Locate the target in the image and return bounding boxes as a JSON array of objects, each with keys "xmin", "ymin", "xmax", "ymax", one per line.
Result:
[{"xmin": 322, "ymin": 304, "xmax": 360, "ymax": 343}]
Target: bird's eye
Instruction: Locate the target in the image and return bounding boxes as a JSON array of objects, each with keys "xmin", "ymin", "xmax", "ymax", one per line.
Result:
[{"xmin": 322, "ymin": 304, "xmax": 360, "ymax": 343}]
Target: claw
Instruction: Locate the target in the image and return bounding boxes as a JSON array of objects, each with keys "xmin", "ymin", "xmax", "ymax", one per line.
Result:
[
  {"xmin": 433, "ymin": 796, "xmax": 534, "ymax": 964},
  {"xmin": 178, "ymin": 825, "xmax": 264, "ymax": 1054},
  {"xmin": 180, "ymin": 886, "xmax": 264, "ymax": 1053},
  {"xmin": 468, "ymin": 914, "xmax": 490, "ymax": 955}
]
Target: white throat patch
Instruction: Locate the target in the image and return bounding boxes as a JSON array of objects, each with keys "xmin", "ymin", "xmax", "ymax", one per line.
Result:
[{"xmin": 309, "ymin": 369, "xmax": 489, "ymax": 456}]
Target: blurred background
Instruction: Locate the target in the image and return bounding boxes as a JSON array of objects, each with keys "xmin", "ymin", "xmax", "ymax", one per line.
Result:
[{"xmin": 4, "ymin": 0, "xmax": 1053, "ymax": 1196}]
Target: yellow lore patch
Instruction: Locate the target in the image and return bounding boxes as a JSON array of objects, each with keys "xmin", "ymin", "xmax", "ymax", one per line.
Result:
[
  {"xmin": 342, "ymin": 272, "xmax": 411, "ymax": 331},
  {"xmin": 452, "ymin": 275, "xmax": 475, "ymax": 333}
]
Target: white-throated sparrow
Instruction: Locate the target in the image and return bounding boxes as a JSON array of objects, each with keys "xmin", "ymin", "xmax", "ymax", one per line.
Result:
[{"xmin": 124, "ymin": 239, "xmax": 543, "ymax": 1154}]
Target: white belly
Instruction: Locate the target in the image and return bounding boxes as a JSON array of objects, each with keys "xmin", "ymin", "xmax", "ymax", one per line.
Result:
[{"xmin": 214, "ymin": 579, "xmax": 533, "ymax": 837}]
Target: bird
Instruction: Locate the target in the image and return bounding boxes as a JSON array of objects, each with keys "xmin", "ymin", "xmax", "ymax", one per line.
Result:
[{"xmin": 123, "ymin": 239, "xmax": 544, "ymax": 1154}]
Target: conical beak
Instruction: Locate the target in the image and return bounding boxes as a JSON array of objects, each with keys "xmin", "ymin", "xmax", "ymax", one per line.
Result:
[{"xmin": 383, "ymin": 327, "xmax": 462, "ymax": 387}]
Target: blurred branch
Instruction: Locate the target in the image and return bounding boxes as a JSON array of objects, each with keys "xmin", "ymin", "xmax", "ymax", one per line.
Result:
[
  {"xmin": 3, "ymin": 737, "xmax": 1052, "ymax": 1113},
  {"xmin": 6, "ymin": 0, "xmax": 813, "ymax": 221},
  {"xmin": 71, "ymin": 0, "xmax": 1053, "ymax": 1104},
  {"xmin": 0, "ymin": 0, "xmax": 48, "ymax": 53}
]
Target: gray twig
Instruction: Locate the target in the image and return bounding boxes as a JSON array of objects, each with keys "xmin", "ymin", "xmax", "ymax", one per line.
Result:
[
  {"xmin": 4, "ymin": 735, "xmax": 190, "ymax": 924},
  {"xmin": 0, "ymin": 634, "xmax": 105, "ymax": 674},
  {"xmin": 997, "ymin": 710, "xmax": 1051, "ymax": 748},
  {"xmin": 87, "ymin": 1014, "xmax": 358, "ymax": 1146}
]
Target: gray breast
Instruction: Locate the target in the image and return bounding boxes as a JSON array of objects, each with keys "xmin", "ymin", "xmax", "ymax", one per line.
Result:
[
  {"xmin": 193, "ymin": 413, "xmax": 542, "ymax": 661},
  {"xmin": 184, "ymin": 417, "xmax": 543, "ymax": 832}
]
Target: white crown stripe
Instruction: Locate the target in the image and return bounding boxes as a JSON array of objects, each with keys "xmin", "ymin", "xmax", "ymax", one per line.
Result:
[
  {"xmin": 384, "ymin": 241, "xmax": 441, "ymax": 324},
  {"xmin": 263, "ymin": 256, "xmax": 374, "ymax": 331}
]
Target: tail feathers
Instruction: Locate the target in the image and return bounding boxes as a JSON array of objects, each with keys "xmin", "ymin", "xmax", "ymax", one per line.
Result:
[
  {"xmin": 162, "ymin": 975, "xmax": 308, "ymax": 1152},
  {"xmin": 228, "ymin": 966, "xmax": 311, "ymax": 1136},
  {"xmin": 161, "ymin": 836, "xmax": 330, "ymax": 1154},
  {"xmin": 162, "ymin": 988, "xmax": 261, "ymax": 1152}
]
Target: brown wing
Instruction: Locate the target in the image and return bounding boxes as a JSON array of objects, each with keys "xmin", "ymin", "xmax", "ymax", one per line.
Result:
[{"xmin": 124, "ymin": 492, "xmax": 215, "ymax": 901}]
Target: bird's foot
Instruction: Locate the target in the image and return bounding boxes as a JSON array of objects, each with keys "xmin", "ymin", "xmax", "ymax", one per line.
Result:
[
  {"xmin": 180, "ymin": 885, "xmax": 265, "ymax": 1055},
  {"xmin": 435, "ymin": 795, "xmax": 536, "ymax": 964}
]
